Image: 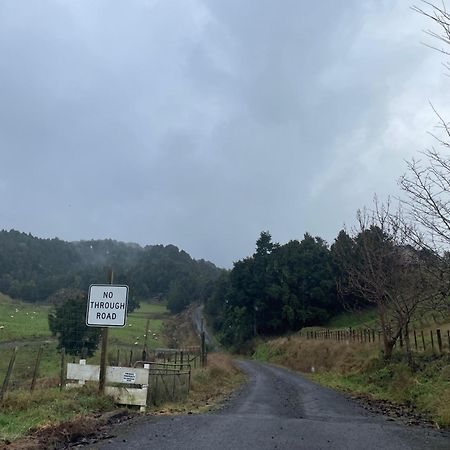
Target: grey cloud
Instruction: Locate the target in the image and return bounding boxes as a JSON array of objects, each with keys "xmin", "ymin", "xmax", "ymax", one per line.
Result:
[{"xmin": 0, "ymin": 0, "xmax": 447, "ymax": 266}]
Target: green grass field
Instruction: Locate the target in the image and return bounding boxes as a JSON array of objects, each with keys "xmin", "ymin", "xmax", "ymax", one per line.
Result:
[
  {"xmin": 0, "ymin": 294, "xmax": 51, "ymax": 342},
  {"xmin": 0, "ymin": 296, "xmax": 173, "ymax": 442},
  {"xmin": 0, "ymin": 296, "xmax": 169, "ymax": 389},
  {"xmin": 109, "ymin": 301, "xmax": 167, "ymax": 347},
  {"xmin": 326, "ymin": 308, "xmax": 379, "ymax": 329}
]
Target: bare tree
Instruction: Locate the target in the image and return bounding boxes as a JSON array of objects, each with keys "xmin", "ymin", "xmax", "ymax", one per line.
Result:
[
  {"xmin": 412, "ymin": 1, "xmax": 450, "ymax": 63},
  {"xmin": 398, "ymin": 2, "xmax": 450, "ymax": 315},
  {"xmin": 399, "ymin": 127, "xmax": 450, "ymax": 255},
  {"xmin": 401, "ymin": 2, "xmax": 450, "ymax": 252},
  {"xmin": 334, "ymin": 199, "xmax": 438, "ymax": 362}
]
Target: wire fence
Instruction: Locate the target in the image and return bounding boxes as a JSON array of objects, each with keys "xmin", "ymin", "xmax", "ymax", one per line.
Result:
[
  {"xmin": 300, "ymin": 325, "xmax": 450, "ymax": 354},
  {"xmin": 0, "ymin": 341, "xmax": 202, "ymax": 405}
]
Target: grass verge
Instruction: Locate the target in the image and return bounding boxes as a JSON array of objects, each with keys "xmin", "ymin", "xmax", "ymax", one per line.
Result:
[
  {"xmin": 145, "ymin": 353, "xmax": 246, "ymax": 415},
  {"xmin": 0, "ymin": 386, "xmax": 117, "ymax": 443},
  {"xmin": 1, "ymin": 353, "xmax": 244, "ymax": 448}
]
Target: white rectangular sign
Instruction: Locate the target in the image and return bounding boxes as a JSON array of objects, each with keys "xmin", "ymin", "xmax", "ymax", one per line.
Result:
[
  {"xmin": 86, "ymin": 284, "xmax": 129, "ymax": 327},
  {"xmin": 122, "ymin": 372, "xmax": 137, "ymax": 383}
]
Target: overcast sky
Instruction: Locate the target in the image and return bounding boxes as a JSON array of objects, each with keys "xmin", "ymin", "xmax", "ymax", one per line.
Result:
[{"xmin": 1, "ymin": 0, "xmax": 450, "ymax": 268}]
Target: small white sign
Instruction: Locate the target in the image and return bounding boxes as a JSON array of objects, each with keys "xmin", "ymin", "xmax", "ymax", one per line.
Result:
[
  {"xmin": 122, "ymin": 372, "xmax": 137, "ymax": 383},
  {"xmin": 86, "ymin": 284, "xmax": 129, "ymax": 327}
]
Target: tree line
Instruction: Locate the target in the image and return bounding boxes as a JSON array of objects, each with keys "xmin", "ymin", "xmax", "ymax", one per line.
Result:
[
  {"xmin": 203, "ymin": 230, "xmax": 360, "ymax": 350},
  {"xmin": 0, "ymin": 230, "xmax": 222, "ymax": 313}
]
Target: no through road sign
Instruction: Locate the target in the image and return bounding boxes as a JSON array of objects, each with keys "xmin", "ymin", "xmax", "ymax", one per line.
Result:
[{"xmin": 86, "ymin": 284, "xmax": 129, "ymax": 327}]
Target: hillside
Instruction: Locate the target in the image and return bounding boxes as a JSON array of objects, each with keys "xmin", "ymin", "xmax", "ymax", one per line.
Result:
[{"xmin": 0, "ymin": 229, "xmax": 223, "ymax": 311}]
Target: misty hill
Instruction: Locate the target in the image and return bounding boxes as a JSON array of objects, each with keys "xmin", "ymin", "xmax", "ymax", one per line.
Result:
[{"xmin": 0, "ymin": 229, "xmax": 223, "ymax": 312}]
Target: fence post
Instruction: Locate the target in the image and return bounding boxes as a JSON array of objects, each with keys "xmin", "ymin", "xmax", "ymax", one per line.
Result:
[
  {"xmin": 188, "ymin": 365, "xmax": 191, "ymax": 394},
  {"xmin": 143, "ymin": 363, "xmax": 150, "ymax": 412},
  {"xmin": 421, "ymin": 330, "xmax": 426, "ymax": 351},
  {"xmin": 448, "ymin": 330, "xmax": 450, "ymax": 352},
  {"xmin": 30, "ymin": 345, "xmax": 44, "ymax": 392},
  {"xmin": 436, "ymin": 329, "xmax": 443, "ymax": 354},
  {"xmin": 201, "ymin": 331, "xmax": 206, "ymax": 367},
  {"xmin": 59, "ymin": 348, "xmax": 65, "ymax": 392},
  {"xmin": 143, "ymin": 318, "xmax": 150, "ymax": 361},
  {"xmin": 129, "ymin": 350, "xmax": 133, "ymax": 367},
  {"xmin": 430, "ymin": 330, "xmax": 435, "ymax": 354},
  {"xmin": 0, "ymin": 346, "xmax": 18, "ymax": 402},
  {"xmin": 413, "ymin": 330, "xmax": 418, "ymax": 352}
]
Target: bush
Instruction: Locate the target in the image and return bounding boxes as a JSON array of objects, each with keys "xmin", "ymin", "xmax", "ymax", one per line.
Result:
[{"xmin": 48, "ymin": 295, "xmax": 101, "ymax": 357}]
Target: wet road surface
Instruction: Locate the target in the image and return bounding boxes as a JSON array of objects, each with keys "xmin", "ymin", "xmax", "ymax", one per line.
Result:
[{"xmin": 89, "ymin": 360, "xmax": 450, "ymax": 450}]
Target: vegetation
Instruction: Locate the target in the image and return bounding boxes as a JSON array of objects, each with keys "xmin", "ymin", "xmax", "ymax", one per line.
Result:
[
  {"xmin": 254, "ymin": 336, "xmax": 450, "ymax": 427},
  {"xmin": 325, "ymin": 307, "xmax": 378, "ymax": 329},
  {"xmin": 332, "ymin": 202, "xmax": 444, "ymax": 362},
  {"xmin": 0, "ymin": 293, "xmax": 51, "ymax": 342},
  {"xmin": 0, "ymin": 299, "xmax": 169, "ymax": 391},
  {"xmin": 0, "ymin": 230, "xmax": 222, "ymax": 312},
  {"xmin": 108, "ymin": 301, "xmax": 167, "ymax": 347},
  {"xmin": 0, "ymin": 386, "xmax": 117, "ymax": 442},
  {"xmin": 48, "ymin": 294, "xmax": 101, "ymax": 357},
  {"xmin": 205, "ymin": 231, "xmax": 342, "ymax": 350}
]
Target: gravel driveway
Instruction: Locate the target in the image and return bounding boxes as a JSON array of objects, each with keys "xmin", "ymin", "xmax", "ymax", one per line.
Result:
[{"xmin": 88, "ymin": 360, "xmax": 450, "ymax": 450}]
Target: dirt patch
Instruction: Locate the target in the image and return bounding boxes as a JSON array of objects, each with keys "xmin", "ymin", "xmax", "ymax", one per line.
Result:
[
  {"xmin": 0, "ymin": 410, "xmax": 135, "ymax": 450},
  {"xmin": 349, "ymin": 393, "xmax": 439, "ymax": 429}
]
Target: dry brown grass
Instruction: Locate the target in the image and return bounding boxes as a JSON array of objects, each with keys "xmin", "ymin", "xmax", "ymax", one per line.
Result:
[
  {"xmin": 153, "ymin": 353, "xmax": 245, "ymax": 415},
  {"xmin": 164, "ymin": 305, "xmax": 200, "ymax": 348},
  {"xmin": 255, "ymin": 335, "xmax": 379, "ymax": 374}
]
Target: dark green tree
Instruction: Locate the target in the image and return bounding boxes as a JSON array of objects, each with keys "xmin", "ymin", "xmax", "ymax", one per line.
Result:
[
  {"xmin": 208, "ymin": 231, "xmax": 339, "ymax": 348},
  {"xmin": 48, "ymin": 293, "xmax": 101, "ymax": 357}
]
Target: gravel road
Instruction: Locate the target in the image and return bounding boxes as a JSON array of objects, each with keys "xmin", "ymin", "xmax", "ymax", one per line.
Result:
[{"xmin": 89, "ymin": 361, "xmax": 449, "ymax": 450}]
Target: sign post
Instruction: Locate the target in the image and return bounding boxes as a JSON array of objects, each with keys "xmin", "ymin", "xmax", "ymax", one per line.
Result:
[{"xmin": 86, "ymin": 270, "xmax": 129, "ymax": 394}]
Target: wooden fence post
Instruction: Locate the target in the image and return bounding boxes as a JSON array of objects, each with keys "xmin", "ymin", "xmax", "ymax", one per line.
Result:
[
  {"xmin": 413, "ymin": 330, "xmax": 418, "ymax": 352},
  {"xmin": 201, "ymin": 331, "xmax": 206, "ymax": 367},
  {"xmin": 436, "ymin": 329, "xmax": 443, "ymax": 354},
  {"xmin": 0, "ymin": 347, "xmax": 18, "ymax": 402},
  {"xmin": 447, "ymin": 330, "xmax": 450, "ymax": 352},
  {"xmin": 421, "ymin": 330, "xmax": 426, "ymax": 351},
  {"xmin": 430, "ymin": 330, "xmax": 435, "ymax": 354},
  {"xmin": 60, "ymin": 348, "xmax": 66, "ymax": 391},
  {"xmin": 30, "ymin": 345, "xmax": 44, "ymax": 392},
  {"xmin": 129, "ymin": 350, "xmax": 133, "ymax": 367}
]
